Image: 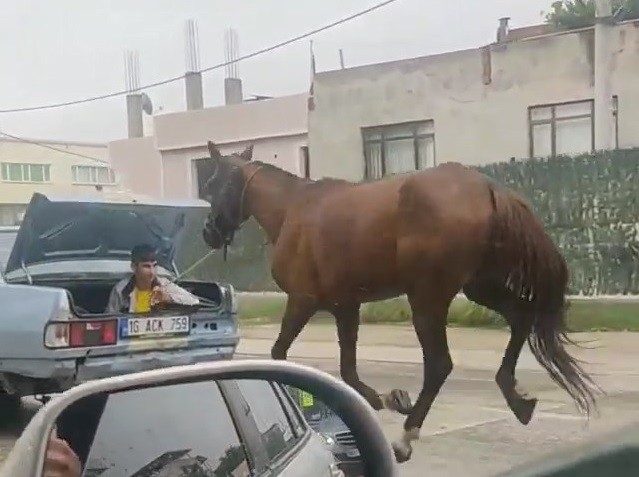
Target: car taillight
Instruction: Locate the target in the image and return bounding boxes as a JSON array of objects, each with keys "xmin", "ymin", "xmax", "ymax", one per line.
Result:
[
  {"xmin": 45, "ymin": 320, "xmax": 118, "ymax": 349},
  {"xmin": 223, "ymin": 284, "xmax": 238, "ymax": 313}
]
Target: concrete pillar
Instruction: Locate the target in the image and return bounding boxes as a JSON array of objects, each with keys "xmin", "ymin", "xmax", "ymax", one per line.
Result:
[
  {"xmin": 224, "ymin": 77, "xmax": 243, "ymax": 105},
  {"xmin": 185, "ymin": 71, "xmax": 204, "ymax": 110},
  {"xmin": 126, "ymin": 94, "xmax": 144, "ymax": 138},
  {"xmin": 594, "ymin": 0, "xmax": 615, "ymax": 150},
  {"xmin": 496, "ymin": 17, "xmax": 510, "ymax": 43}
]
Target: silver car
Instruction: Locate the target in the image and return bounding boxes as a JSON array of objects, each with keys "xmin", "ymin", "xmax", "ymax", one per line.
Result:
[{"xmin": 0, "ymin": 192, "xmax": 239, "ymax": 409}]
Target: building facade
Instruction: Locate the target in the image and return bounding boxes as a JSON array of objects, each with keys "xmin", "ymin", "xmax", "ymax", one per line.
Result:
[
  {"xmin": 0, "ymin": 138, "xmax": 119, "ymax": 225},
  {"xmin": 109, "ymin": 93, "xmax": 309, "ymax": 200},
  {"xmin": 308, "ymin": 20, "xmax": 639, "ymax": 182}
]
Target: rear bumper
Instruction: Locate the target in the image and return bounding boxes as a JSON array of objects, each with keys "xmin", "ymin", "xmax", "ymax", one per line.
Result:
[
  {"xmin": 0, "ymin": 344, "xmax": 237, "ymax": 396},
  {"xmin": 76, "ymin": 345, "xmax": 237, "ymax": 382}
]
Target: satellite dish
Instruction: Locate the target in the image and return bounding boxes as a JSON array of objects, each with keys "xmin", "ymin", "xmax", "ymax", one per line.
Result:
[{"xmin": 141, "ymin": 93, "xmax": 154, "ymax": 115}]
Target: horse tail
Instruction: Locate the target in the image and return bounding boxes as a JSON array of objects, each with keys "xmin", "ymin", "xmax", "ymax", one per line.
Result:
[{"xmin": 487, "ymin": 182, "xmax": 601, "ymax": 415}]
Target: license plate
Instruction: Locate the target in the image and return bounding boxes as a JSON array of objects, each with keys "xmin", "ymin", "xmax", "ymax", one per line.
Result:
[
  {"xmin": 346, "ymin": 449, "xmax": 360, "ymax": 458},
  {"xmin": 120, "ymin": 316, "xmax": 190, "ymax": 338}
]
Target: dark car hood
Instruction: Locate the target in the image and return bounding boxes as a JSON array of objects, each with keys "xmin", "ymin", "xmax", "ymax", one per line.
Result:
[{"xmin": 4, "ymin": 192, "xmax": 210, "ymax": 276}]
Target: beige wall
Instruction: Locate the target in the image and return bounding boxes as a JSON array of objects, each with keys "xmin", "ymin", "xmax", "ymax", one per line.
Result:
[
  {"xmin": 0, "ymin": 139, "xmax": 118, "ymax": 202},
  {"xmin": 0, "ymin": 139, "xmax": 120, "ymax": 225},
  {"xmin": 109, "ymin": 94, "xmax": 309, "ymax": 199},
  {"xmin": 308, "ymin": 22, "xmax": 639, "ymax": 181}
]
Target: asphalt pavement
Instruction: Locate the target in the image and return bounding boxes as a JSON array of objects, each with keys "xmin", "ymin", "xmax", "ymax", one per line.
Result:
[{"xmin": 2, "ymin": 324, "xmax": 639, "ymax": 477}]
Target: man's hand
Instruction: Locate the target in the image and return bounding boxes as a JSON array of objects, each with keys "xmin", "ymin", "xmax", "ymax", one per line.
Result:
[
  {"xmin": 151, "ymin": 286, "xmax": 173, "ymax": 306},
  {"xmin": 44, "ymin": 437, "xmax": 81, "ymax": 477}
]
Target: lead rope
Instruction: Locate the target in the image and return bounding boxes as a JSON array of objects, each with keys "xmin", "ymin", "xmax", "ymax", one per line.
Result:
[{"xmin": 170, "ymin": 248, "xmax": 217, "ymax": 283}]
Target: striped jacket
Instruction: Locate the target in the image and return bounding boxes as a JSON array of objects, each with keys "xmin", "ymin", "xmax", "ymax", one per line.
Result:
[{"xmin": 105, "ymin": 275, "xmax": 199, "ymax": 313}]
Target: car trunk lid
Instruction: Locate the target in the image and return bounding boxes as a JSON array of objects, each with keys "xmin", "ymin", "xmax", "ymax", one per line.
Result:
[{"xmin": 4, "ymin": 192, "xmax": 210, "ymax": 278}]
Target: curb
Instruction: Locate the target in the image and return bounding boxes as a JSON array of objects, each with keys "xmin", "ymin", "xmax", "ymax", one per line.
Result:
[{"xmin": 234, "ymin": 352, "xmax": 423, "ymax": 366}]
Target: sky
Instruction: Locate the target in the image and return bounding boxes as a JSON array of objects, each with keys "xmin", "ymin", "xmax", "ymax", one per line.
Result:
[{"xmin": 0, "ymin": 0, "xmax": 556, "ymax": 143}]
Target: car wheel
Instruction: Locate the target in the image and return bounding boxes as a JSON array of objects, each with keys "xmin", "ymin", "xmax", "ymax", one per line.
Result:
[
  {"xmin": 0, "ymin": 391, "xmax": 24, "ymax": 427},
  {"xmin": 0, "ymin": 391, "xmax": 20, "ymax": 408}
]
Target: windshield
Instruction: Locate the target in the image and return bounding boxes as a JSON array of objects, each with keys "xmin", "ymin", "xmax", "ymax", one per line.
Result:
[{"xmin": 285, "ymin": 385, "xmax": 335, "ymax": 422}]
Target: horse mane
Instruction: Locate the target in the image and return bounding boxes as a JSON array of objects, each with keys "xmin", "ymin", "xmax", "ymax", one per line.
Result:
[
  {"xmin": 252, "ymin": 160, "xmax": 300, "ymax": 181},
  {"xmin": 252, "ymin": 160, "xmax": 353, "ymax": 192}
]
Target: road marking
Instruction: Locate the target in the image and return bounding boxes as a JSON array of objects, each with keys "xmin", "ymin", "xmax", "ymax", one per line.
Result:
[
  {"xmin": 424, "ymin": 416, "xmax": 511, "ymax": 437},
  {"xmin": 234, "ymin": 353, "xmax": 497, "ymax": 382},
  {"xmin": 410, "ymin": 403, "xmax": 585, "ymax": 438},
  {"xmin": 475, "ymin": 404, "xmax": 587, "ymax": 422}
]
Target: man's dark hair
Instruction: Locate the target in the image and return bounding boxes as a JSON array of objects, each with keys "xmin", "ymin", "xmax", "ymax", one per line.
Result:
[{"xmin": 131, "ymin": 244, "xmax": 157, "ymax": 264}]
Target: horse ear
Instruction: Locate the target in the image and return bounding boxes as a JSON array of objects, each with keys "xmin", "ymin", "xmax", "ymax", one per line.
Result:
[
  {"xmin": 207, "ymin": 141, "xmax": 222, "ymax": 160},
  {"xmin": 239, "ymin": 144, "xmax": 253, "ymax": 162}
]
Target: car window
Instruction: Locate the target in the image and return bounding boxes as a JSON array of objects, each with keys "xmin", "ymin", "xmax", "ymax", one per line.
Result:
[
  {"xmin": 235, "ymin": 379, "xmax": 300, "ymax": 462},
  {"xmin": 286, "ymin": 385, "xmax": 330, "ymax": 422},
  {"xmin": 273, "ymin": 383, "xmax": 307, "ymax": 436},
  {"xmin": 79, "ymin": 381, "xmax": 251, "ymax": 477}
]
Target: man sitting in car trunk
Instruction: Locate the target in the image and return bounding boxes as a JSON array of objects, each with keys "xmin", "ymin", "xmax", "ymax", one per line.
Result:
[{"xmin": 105, "ymin": 243, "xmax": 199, "ymax": 314}]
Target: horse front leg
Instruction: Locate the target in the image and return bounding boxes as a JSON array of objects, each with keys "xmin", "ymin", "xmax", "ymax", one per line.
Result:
[
  {"xmin": 392, "ymin": 292, "xmax": 453, "ymax": 464},
  {"xmin": 333, "ymin": 303, "xmax": 413, "ymax": 414},
  {"xmin": 271, "ymin": 295, "xmax": 317, "ymax": 360}
]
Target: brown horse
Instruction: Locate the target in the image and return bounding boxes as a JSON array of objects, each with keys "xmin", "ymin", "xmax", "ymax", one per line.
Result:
[{"xmin": 201, "ymin": 141, "xmax": 601, "ymax": 463}]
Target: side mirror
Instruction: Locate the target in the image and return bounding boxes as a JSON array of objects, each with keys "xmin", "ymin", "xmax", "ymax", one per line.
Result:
[{"xmin": 2, "ymin": 360, "xmax": 397, "ymax": 477}]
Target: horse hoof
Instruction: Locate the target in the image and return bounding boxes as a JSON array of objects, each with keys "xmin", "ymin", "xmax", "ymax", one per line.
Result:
[
  {"xmin": 512, "ymin": 397, "xmax": 537, "ymax": 425},
  {"xmin": 387, "ymin": 389, "xmax": 413, "ymax": 415},
  {"xmin": 392, "ymin": 441, "xmax": 413, "ymax": 464}
]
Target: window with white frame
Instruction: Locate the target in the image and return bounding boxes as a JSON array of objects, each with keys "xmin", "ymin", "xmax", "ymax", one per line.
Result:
[
  {"xmin": 362, "ymin": 120, "xmax": 435, "ymax": 180},
  {"xmin": 72, "ymin": 165, "xmax": 116, "ymax": 185},
  {"xmin": 529, "ymin": 97, "xmax": 618, "ymax": 158},
  {"xmin": 1, "ymin": 163, "xmax": 51, "ymax": 183}
]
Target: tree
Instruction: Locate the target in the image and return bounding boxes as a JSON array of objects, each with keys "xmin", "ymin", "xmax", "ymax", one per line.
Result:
[{"xmin": 544, "ymin": 0, "xmax": 639, "ymax": 30}]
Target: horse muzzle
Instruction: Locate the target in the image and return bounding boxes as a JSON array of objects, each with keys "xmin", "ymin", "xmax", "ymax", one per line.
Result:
[{"xmin": 202, "ymin": 218, "xmax": 225, "ymax": 250}]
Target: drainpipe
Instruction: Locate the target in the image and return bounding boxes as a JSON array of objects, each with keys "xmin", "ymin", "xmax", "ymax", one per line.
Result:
[{"xmin": 594, "ymin": 0, "xmax": 614, "ymax": 151}]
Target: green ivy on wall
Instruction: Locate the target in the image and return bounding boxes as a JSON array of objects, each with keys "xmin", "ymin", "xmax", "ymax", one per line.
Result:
[
  {"xmin": 178, "ymin": 148, "xmax": 639, "ymax": 295},
  {"xmin": 478, "ymin": 148, "xmax": 639, "ymax": 295}
]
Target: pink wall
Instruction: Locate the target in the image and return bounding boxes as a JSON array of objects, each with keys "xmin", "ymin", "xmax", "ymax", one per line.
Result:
[
  {"xmin": 153, "ymin": 94, "xmax": 308, "ymax": 150},
  {"xmin": 108, "ymin": 94, "xmax": 308, "ymax": 199},
  {"xmin": 161, "ymin": 134, "xmax": 307, "ymax": 199},
  {"xmin": 108, "ymin": 137, "xmax": 162, "ymax": 196}
]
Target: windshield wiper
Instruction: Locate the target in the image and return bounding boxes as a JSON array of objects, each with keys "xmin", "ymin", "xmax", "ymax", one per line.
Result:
[
  {"xmin": 40, "ymin": 208, "xmax": 94, "ymax": 240},
  {"xmin": 39, "ymin": 219, "xmax": 78, "ymax": 240}
]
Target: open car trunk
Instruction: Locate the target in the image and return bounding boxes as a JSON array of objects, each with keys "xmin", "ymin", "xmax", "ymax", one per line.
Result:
[
  {"xmin": 25, "ymin": 277, "xmax": 224, "ymax": 316},
  {"xmin": 2, "ymin": 193, "xmax": 226, "ymax": 315}
]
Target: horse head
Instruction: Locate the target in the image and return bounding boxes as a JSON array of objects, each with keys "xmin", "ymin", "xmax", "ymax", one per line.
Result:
[{"xmin": 201, "ymin": 140, "xmax": 254, "ymax": 250}]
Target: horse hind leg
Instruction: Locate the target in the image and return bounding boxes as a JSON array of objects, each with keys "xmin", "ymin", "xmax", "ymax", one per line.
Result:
[
  {"xmin": 332, "ymin": 304, "xmax": 413, "ymax": 414},
  {"xmin": 463, "ymin": 280, "xmax": 537, "ymax": 424},
  {"xmin": 271, "ymin": 295, "xmax": 317, "ymax": 360},
  {"xmin": 496, "ymin": 312, "xmax": 537, "ymax": 424}
]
